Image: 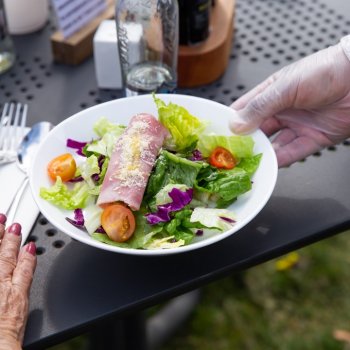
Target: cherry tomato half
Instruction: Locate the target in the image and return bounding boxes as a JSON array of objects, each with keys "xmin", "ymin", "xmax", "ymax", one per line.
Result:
[
  {"xmin": 101, "ymin": 204, "xmax": 136, "ymax": 243},
  {"xmin": 208, "ymin": 146, "xmax": 236, "ymax": 170},
  {"xmin": 47, "ymin": 153, "xmax": 77, "ymax": 182}
]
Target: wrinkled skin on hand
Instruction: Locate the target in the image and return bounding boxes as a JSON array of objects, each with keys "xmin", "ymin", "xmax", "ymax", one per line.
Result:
[
  {"xmin": 0, "ymin": 215, "xmax": 36, "ymax": 350},
  {"xmin": 230, "ymin": 42, "xmax": 350, "ymax": 167}
]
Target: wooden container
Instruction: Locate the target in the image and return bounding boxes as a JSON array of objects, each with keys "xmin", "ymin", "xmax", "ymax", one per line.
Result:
[
  {"xmin": 177, "ymin": 0, "xmax": 236, "ymax": 88},
  {"xmin": 50, "ymin": 1, "xmax": 114, "ymax": 65}
]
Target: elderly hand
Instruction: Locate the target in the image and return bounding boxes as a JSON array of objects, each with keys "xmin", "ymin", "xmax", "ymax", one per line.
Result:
[
  {"xmin": 0, "ymin": 214, "xmax": 37, "ymax": 350},
  {"xmin": 230, "ymin": 36, "xmax": 350, "ymax": 167}
]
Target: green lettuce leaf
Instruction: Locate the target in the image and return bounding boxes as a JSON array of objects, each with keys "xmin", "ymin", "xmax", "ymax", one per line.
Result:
[
  {"xmin": 153, "ymin": 95, "xmax": 207, "ymax": 152},
  {"xmin": 162, "ymin": 208, "xmax": 195, "ymax": 245},
  {"xmin": 143, "ymin": 236, "xmax": 185, "ymax": 249},
  {"xmin": 144, "ymin": 150, "xmax": 204, "ymax": 202},
  {"xmin": 197, "ymin": 134, "xmax": 254, "ymax": 159},
  {"xmin": 93, "ymin": 117, "xmax": 126, "ymax": 137},
  {"xmin": 83, "ymin": 204, "xmax": 103, "ymax": 234},
  {"xmin": 85, "ymin": 117, "xmax": 126, "ymax": 158},
  {"xmin": 146, "ymin": 208, "xmax": 216, "ymax": 247},
  {"xmin": 79, "ymin": 155, "xmax": 100, "ymax": 188},
  {"xmin": 86, "ymin": 133, "xmax": 117, "ymax": 158},
  {"xmin": 195, "ymin": 166, "xmax": 252, "ymax": 208},
  {"xmin": 190, "ymin": 208, "xmax": 236, "ymax": 231},
  {"xmin": 40, "ymin": 177, "xmax": 91, "ymax": 210},
  {"xmin": 155, "ymin": 183, "xmax": 190, "ymax": 206},
  {"xmin": 237, "ymin": 153, "xmax": 262, "ymax": 177}
]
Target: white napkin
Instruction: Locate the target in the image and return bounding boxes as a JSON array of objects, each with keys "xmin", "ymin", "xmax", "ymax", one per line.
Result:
[
  {"xmin": 0, "ymin": 162, "xmax": 39, "ymax": 243},
  {"xmin": 0, "ymin": 128, "xmax": 39, "ymax": 243}
]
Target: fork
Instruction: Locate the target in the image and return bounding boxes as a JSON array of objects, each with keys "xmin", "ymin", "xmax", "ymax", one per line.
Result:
[{"xmin": 0, "ymin": 102, "xmax": 28, "ymax": 166}]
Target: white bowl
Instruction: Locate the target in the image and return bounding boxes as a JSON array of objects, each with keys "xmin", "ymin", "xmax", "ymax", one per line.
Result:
[{"xmin": 30, "ymin": 94, "xmax": 278, "ymax": 256}]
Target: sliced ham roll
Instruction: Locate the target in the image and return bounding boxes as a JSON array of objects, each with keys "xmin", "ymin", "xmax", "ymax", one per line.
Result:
[{"xmin": 97, "ymin": 113, "xmax": 168, "ymax": 210}]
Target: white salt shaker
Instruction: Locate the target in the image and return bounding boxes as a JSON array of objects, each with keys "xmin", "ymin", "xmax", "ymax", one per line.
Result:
[
  {"xmin": 3, "ymin": 0, "xmax": 48, "ymax": 35},
  {"xmin": 93, "ymin": 20, "xmax": 123, "ymax": 89}
]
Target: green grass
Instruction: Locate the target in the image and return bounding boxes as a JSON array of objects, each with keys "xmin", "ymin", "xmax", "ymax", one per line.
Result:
[{"xmin": 49, "ymin": 230, "xmax": 350, "ymax": 350}]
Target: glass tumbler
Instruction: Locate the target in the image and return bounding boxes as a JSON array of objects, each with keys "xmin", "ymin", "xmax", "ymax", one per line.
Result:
[
  {"xmin": 115, "ymin": 0, "xmax": 179, "ymax": 96},
  {"xmin": 0, "ymin": 0, "xmax": 15, "ymax": 74}
]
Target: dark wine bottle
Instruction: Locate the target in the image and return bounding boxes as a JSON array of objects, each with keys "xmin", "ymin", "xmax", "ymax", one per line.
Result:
[{"xmin": 178, "ymin": 0, "xmax": 211, "ymax": 45}]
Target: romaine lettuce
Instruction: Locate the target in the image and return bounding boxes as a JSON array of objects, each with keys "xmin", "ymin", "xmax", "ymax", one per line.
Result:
[
  {"xmin": 146, "ymin": 188, "xmax": 193, "ymax": 224},
  {"xmin": 86, "ymin": 133, "xmax": 117, "ymax": 158},
  {"xmin": 153, "ymin": 95, "xmax": 207, "ymax": 152},
  {"xmin": 237, "ymin": 153, "xmax": 262, "ymax": 177},
  {"xmin": 144, "ymin": 150, "xmax": 203, "ymax": 202},
  {"xmin": 195, "ymin": 166, "xmax": 252, "ymax": 208},
  {"xmin": 155, "ymin": 184, "xmax": 190, "ymax": 206},
  {"xmin": 197, "ymin": 134, "xmax": 254, "ymax": 159},
  {"xmin": 83, "ymin": 204, "xmax": 103, "ymax": 234},
  {"xmin": 143, "ymin": 236, "xmax": 185, "ymax": 249},
  {"xmin": 40, "ymin": 177, "xmax": 91, "ymax": 210},
  {"xmin": 79, "ymin": 155, "xmax": 100, "ymax": 188},
  {"xmin": 190, "ymin": 208, "xmax": 236, "ymax": 231},
  {"xmin": 93, "ymin": 117, "xmax": 126, "ymax": 137},
  {"xmin": 85, "ymin": 117, "xmax": 126, "ymax": 158}
]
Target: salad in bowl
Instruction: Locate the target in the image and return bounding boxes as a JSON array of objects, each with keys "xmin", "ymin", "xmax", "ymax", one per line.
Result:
[{"xmin": 30, "ymin": 94, "xmax": 277, "ymax": 255}]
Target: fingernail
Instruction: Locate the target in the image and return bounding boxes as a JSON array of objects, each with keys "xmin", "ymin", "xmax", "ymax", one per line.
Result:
[
  {"xmin": 229, "ymin": 111, "xmax": 247, "ymax": 133},
  {"xmin": 8, "ymin": 223, "xmax": 21, "ymax": 236},
  {"xmin": 229, "ymin": 120, "xmax": 245, "ymax": 132},
  {"xmin": 0, "ymin": 214, "xmax": 6, "ymax": 225},
  {"xmin": 229, "ymin": 121, "xmax": 251, "ymax": 135},
  {"xmin": 25, "ymin": 242, "xmax": 36, "ymax": 256}
]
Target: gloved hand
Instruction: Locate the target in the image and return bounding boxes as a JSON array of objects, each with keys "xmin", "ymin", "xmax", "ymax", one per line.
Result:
[{"xmin": 230, "ymin": 36, "xmax": 350, "ymax": 167}]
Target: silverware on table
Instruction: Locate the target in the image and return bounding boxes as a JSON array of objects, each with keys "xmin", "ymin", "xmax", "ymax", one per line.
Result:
[
  {"xmin": 0, "ymin": 102, "xmax": 28, "ymax": 166},
  {"xmin": 6, "ymin": 121, "xmax": 53, "ymax": 245}
]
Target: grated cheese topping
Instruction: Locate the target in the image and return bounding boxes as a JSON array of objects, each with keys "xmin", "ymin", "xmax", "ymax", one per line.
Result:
[{"xmin": 110, "ymin": 115, "xmax": 159, "ymax": 190}]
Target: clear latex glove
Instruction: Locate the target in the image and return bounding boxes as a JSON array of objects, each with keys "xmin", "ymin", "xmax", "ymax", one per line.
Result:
[{"xmin": 230, "ymin": 36, "xmax": 350, "ymax": 167}]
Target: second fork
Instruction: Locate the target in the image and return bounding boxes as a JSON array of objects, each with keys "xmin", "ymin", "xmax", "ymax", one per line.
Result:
[{"xmin": 0, "ymin": 102, "xmax": 28, "ymax": 165}]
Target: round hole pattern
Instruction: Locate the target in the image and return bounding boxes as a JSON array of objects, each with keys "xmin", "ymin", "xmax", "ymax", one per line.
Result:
[
  {"xmin": 231, "ymin": 0, "xmax": 347, "ymax": 70},
  {"xmin": 36, "ymin": 247, "xmax": 46, "ymax": 255},
  {"xmin": 53, "ymin": 240, "xmax": 65, "ymax": 249},
  {"xmin": 24, "ymin": 215, "xmax": 73, "ymax": 257},
  {"xmin": 219, "ymin": 0, "xmax": 350, "ymax": 105},
  {"xmin": 39, "ymin": 217, "xmax": 48, "ymax": 225},
  {"xmin": 46, "ymin": 229, "xmax": 57, "ymax": 237}
]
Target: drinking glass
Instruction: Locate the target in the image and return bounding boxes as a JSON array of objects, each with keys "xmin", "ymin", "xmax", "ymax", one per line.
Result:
[
  {"xmin": 115, "ymin": 0, "xmax": 179, "ymax": 96},
  {"xmin": 0, "ymin": 0, "xmax": 15, "ymax": 74}
]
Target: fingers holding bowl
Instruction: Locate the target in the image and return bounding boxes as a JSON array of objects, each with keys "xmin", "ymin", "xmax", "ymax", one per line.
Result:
[
  {"xmin": 0, "ymin": 214, "xmax": 37, "ymax": 345},
  {"xmin": 12, "ymin": 243, "xmax": 37, "ymax": 342},
  {"xmin": 0, "ymin": 216, "xmax": 37, "ymax": 287},
  {"xmin": 12, "ymin": 242, "xmax": 37, "ymax": 295},
  {"xmin": 0, "ymin": 222, "xmax": 22, "ymax": 280},
  {"xmin": 0, "ymin": 213, "xmax": 6, "ymax": 240},
  {"xmin": 0, "ymin": 217, "xmax": 37, "ymax": 279}
]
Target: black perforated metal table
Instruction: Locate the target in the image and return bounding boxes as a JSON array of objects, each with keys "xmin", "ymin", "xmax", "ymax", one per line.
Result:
[{"xmin": 1, "ymin": 0, "xmax": 350, "ymax": 349}]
